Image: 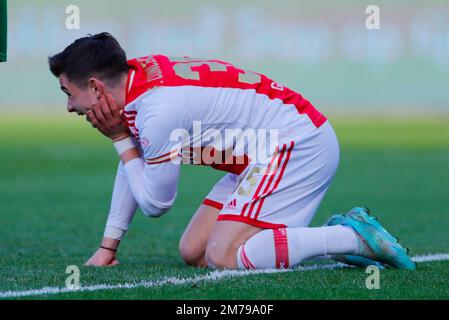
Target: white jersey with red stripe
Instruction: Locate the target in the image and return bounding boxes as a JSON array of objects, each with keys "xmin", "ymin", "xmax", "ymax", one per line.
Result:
[
  {"xmin": 119, "ymin": 54, "xmax": 339, "ymax": 228},
  {"xmin": 123, "ymin": 55, "xmax": 327, "ymax": 175}
]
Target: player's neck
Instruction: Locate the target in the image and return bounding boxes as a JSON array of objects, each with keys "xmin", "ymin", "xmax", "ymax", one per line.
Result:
[{"xmin": 108, "ymin": 73, "xmax": 128, "ymax": 109}]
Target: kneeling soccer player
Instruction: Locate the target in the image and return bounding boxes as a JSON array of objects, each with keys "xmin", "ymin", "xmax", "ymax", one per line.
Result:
[{"xmin": 48, "ymin": 33, "xmax": 415, "ymax": 270}]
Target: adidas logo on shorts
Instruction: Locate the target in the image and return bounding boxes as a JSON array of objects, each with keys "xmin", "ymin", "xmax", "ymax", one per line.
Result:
[{"xmin": 225, "ymin": 198, "xmax": 237, "ymax": 210}]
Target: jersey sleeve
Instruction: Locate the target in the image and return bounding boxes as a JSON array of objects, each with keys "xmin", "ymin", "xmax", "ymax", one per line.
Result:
[
  {"xmin": 121, "ymin": 95, "xmax": 191, "ymax": 217},
  {"xmin": 104, "ymin": 160, "xmax": 139, "ymax": 239},
  {"xmin": 137, "ymin": 102, "xmax": 191, "ymax": 166}
]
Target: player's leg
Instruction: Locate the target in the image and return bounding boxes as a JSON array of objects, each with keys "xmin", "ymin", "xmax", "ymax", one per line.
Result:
[
  {"xmin": 204, "ymin": 187, "xmax": 361, "ymax": 269},
  {"xmin": 205, "ymin": 220, "xmax": 359, "ymax": 269},
  {"xmin": 205, "ymin": 122, "xmax": 360, "ymax": 269},
  {"xmin": 178, "ymin": 204, "xmax": 220, "ymax": 267},
  {"xmin": 178, "ymin": 173, "xmax": 239, "ymax": 267},
  {"xmin": 234, "ymin": 225, "xmax": 359, "ymax": 269},
  {"xmin": 204, "ymin": 176, "xmax": 359, "ymax": 269},
  {"xmin": 205, "ymin": 220, "xmax": 262, "ymax": 268}
]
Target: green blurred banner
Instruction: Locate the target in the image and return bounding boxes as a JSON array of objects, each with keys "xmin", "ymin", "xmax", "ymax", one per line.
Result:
[{"xmin": 1, "ymin": 0, "xmax": 448, "ymax": 113}]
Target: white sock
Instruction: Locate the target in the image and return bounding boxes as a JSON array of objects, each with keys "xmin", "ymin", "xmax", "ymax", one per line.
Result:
[
  {"xmin": 236, "ymin": 226, "xmax": 359, "ymax": 269},
  {"xmin": 323, "ymin": 225, "xmax": 360, "ymax": 255}
]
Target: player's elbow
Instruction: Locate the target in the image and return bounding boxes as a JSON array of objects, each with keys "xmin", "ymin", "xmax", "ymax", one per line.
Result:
[
  {"xmin": 141, "ymin": 204, "xmax": 169, "ymax": 218},
  {"xmin": 133, "ymin": 177, "xmax": 177, "ymax": 218},
  {"xmin": 138, "ymin": 195, "xmax": 174, "ymax": 218}
]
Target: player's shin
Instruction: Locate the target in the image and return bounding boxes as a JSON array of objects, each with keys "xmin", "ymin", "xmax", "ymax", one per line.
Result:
[{"xmin": 236, "ymin": 226, "xmax": 359, "ymax": 269}]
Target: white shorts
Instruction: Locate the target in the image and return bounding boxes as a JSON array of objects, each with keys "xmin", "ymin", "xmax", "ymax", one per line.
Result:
[{"xmin": 202, "ymin": 121, "xmax": 340, "ymax": 229}]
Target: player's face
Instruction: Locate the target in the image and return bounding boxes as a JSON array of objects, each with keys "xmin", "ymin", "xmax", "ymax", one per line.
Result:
[{"xmin": 59, "ymin": 74, "xmax": 98, "ymax": 116}]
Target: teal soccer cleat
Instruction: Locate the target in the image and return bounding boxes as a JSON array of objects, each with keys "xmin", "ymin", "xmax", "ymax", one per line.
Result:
[
  {"xmin": 324, "ymin": 214, "xmax": 385, "ymax": 269},
  {"xmin": 327, "ymin": 207, "xmax": 416, "ymax": 270}
]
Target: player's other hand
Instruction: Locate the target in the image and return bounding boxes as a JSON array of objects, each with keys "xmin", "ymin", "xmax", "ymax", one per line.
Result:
[
  {"xmin": 87, "ymin": 93, "xmax": 130, "ymax": 141},
  {"xmin": 85, "ymin": 248, "xmax": 120, "ymax": 267}
]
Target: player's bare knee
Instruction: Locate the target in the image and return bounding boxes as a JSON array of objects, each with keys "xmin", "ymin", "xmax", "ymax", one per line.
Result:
[
  {"xmin": 205, "ymin": 244, "xmax": 235, "ymax": 269},
  {"xmin": 178, "ymin": 239, "xmax": 203, "ymax": 266}
]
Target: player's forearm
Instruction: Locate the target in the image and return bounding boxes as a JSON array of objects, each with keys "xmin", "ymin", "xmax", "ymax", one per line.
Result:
[
  {"xmin": 115, "ymin": 142, "xmax": 169, "ymax": 215},
  {"xmin": 112, "ymin": 136, "xmax": 177, "ymax": 217},
  {"xmin": 103, "ymin": 159, "xmax": 139, "ymax": 240},
  {"xmin": 123, "ymin": 158, "xmax": 175, "ymax": 217}
]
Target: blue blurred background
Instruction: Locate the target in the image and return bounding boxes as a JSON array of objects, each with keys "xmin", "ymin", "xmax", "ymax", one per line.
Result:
[{"xmin": 1, "ymin": 0, "xmax": 449, "ymax": 114}]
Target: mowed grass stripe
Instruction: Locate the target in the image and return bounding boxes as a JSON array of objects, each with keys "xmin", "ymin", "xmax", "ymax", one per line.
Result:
[{"xmin": 1, "ymin": 253, "xmax": 448, "ymax": 299}]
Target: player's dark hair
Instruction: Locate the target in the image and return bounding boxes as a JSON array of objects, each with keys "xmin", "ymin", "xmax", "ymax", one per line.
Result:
[{"xmin": 48, "ymin": 32, "xmax": 129, "ymax": 87}]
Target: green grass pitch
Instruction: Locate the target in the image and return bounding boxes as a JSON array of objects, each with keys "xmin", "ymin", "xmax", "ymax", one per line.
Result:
[{"xmin": 0, "ymin": 115, "xmax": 448, "ymax": 299}]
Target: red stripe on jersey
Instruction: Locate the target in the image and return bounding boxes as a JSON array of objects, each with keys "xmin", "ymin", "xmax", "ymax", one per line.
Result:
[
  {"xmin": 125, "ymin": 121, "xmax": 139, "ymax": 139},
  {"xmin": 273, "ymin": 228, "xmax": 289, "ymax": 269},
  {"xmin": 124, "ymin": 118, "xmax": 135, "ymax": 127},
  {"xmin": 181, "ymin": 146, "xmax": 251, "ymax": 175},
  {"xmin": 158, "ymin": 55, "xmax": 326, "ymax": 128},
  {"xmin": 145, "ymin": 158, "xmax": 173, "ymax": 165},
  {"xmin": 146, "ymin": 149, "xmax": 178, "ymax": 162},
  {"xmin": 125, "ymin": 56, "xmax": 164, "ymax": 105},
  {"xmin": 125, "ymin": 55, "xmax": 326, "ymax": 128},
  {"xmin": 123, "ymin": 114, "xmax": 135, "ymax": 121}
]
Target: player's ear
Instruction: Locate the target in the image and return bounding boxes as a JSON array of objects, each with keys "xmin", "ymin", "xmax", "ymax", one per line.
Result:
[{"xmin": 88, "ymin": 77, "xmax": 105, "ymax": 98}]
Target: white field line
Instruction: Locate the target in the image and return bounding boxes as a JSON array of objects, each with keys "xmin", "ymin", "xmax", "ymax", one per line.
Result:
[{"xmin": 1, "ymin": 252, "xmax": 448, "ymax": 299}]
